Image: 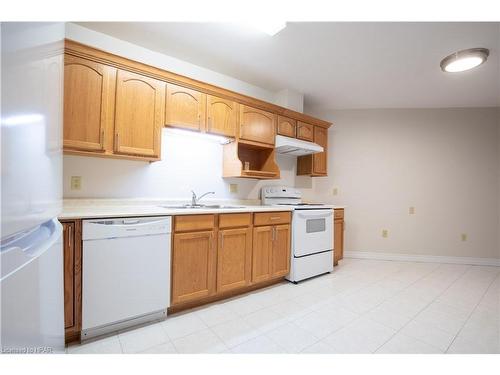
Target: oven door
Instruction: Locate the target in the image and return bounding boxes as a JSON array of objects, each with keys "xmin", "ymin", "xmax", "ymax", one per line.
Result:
[{"xmin": 292, "ymin": 209, "xmax": 334, "ymax": 257}]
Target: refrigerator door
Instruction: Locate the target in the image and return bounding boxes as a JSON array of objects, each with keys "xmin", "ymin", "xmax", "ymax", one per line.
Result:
[
  {"xmin": 1, "ymin": 22, "xmax": 64, "ymax": 238},
  {"xmin": 0, "ymin": 219, "xmax": 64, "ymax": 353}
]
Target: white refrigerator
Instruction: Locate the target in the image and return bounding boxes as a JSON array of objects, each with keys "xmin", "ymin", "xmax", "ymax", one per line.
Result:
[{"xmin": 1, "ymin": 22, "xmax": 65, "ymax": 354}]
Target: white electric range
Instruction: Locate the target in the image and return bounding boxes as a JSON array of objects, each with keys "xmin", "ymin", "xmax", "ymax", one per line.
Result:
[{"xmin": 261, "ymin": 186, "xmax": 334, "ymax": 283}]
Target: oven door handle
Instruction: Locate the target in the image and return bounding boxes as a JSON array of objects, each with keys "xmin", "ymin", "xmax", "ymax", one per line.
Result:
[{"xmin": 297, "ymin": 211, "xmax": 333, "ymax": 219}]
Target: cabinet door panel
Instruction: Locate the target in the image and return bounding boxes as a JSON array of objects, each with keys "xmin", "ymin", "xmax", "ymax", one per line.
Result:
[
  {"xmin": 313, "ymin": 126, "xmax": 328, "ymax": 175},
  {"xmin": 114, "ymin": 70, "xmax": 164, "ymax": 157},
  {"xmin": 217, "ymin": 227, "xmax": 252, "ymax": 293},
  {"xmin": 63, "ymin": 55, "xmax": 115, "ymax": 152},
  {"xmin": 207, "ymin": 95, "xmax": 237, "ymax": 137},
  {"xmin": 277, "ymin": 116, "xmax": 296, "ymax": 138},
  {"xmin": 166, "ymin": 83, "xmax": 205, "ymax": 131},
  {"xmin": 172, "ymin": 231, "xmax": 215, "ymax": 304},
  {"xmin": 61, "ymin": 220, "xmax": 82, "ymax": 343},
  {"xmin": 271, "ymin": 225, "xmax": 291, "ymax": 278},
  {"xmin": 62, "ymin": 222, "xmax": 74, "ymax": 329},
  {"xmin": 334, "ymin": 219, "xmax": 344, "ymax": 266},
  {"xmin": 296, "ymin": 122, "xmax": 314, "ymax": 141},
  {"xmin": 239, "ymin": 105, "xmax": 276, "ymax": 145},
  {"xmin": 252, "ymin": 226, "xmax": 273, "ymax": 283}
]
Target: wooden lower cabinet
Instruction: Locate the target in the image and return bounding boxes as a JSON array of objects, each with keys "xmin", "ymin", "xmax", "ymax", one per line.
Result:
[
  {"xmin": 171, "ymin": 231, "xmax": 216, "ymax": 305},
  {"xmin": 60, "ymin": 220, "xmax": 82, "ymax": 343},
  {"xmin": 252, "ymin": 226, "xmax": 273, "ymax": 283},
  {"xmin": 171, "ymin": 212, "xmax": 291, "ymax": 309},
  {"xmin": 252, "ymin": 223, "xmax": 291, "ymax": 283},
  {"xmin": 216, "ymin": 227, "xmax": 252, "ymax": 293},
  {"xmin": 271, "ymin": 225, "xmax": 291, "ymax": 277},
  {"xmin": 333, "ymin": 209, "xmax": 345, "ymax": 266}
]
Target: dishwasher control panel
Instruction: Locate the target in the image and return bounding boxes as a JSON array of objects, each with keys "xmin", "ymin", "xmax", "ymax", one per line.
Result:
[{"xmin": 82, "ymin": 216, "xmax": 172, "ymax": 241}]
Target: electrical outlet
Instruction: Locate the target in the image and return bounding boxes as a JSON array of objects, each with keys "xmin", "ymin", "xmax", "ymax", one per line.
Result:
[
  {"xmin": 70, "ymin": 176, "xmax": 82, "ymax": 190},
  {"xmin": 229, "ymin": 184, "xmax": 238, "ymax": 193},
  {"xmin": 409, "ymin": 206, "xmax": 415, "ymax": 215},
  {"xmin": 332, "ymin": 187, "xmax": 339, "ymax": 196},
  {"xmin": 382, "ymin": 229, "xmax": 388, "ymax": 238},
  {"xmin": 461, "ymin": 233, "xmax": 467, "ymax": 242}
]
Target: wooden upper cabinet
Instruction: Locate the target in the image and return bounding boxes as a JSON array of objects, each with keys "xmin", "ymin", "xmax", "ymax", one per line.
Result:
[
  {"xmin": 277, "ymin": 116, "xmax": 296, "ymax": 138},
  {"xmin": 239, "ymin": 105, "xmax": 276, "ymax": 145},
  {"xmin": 63, "ymin": 55, "xmax": 116, "ymax": 152},
  {"xmin": 114, "ymin": 69, "xmax": 165, "ymax": 158},
  {"xmin": 216, "ymin": 227, "xmax": 252, "ymax": 293},
  {"xmin": 166, "ymin": 83, "xmax": 206, "ymax": 131},
  {"xmin": 271, "ymin": 224, "xmax": 291, "ymax": 278},
  {"xmin": 313, "ymin": 126, "xmax": 328, "ymax": 175},
  {"xmin": 296, "ymin": 121, "xmax": 314, "ymax": 141},
  {"xmin": 297, "ymin": 125, "xmax": 329, "ymax": 177},
  {"xmin": 206, "ymin": 95, "xmax": 238, "ymax": 137},
  {"xmin": 172, "ymin": 231, "xmax": 216, "ymax": 305}
]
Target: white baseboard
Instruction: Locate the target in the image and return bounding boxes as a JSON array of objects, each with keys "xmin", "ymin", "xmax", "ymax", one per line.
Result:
[{"xmin": 344, "ymin": 251, "xmax": 500, "ymax": 267}]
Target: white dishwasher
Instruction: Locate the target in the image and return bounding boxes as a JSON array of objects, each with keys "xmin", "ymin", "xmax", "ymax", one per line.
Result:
[{"xmin": 82, "ymin": 216, "xmax": 171, "ymax": 340}]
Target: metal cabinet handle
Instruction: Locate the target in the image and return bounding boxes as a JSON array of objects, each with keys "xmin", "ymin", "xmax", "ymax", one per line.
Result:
[
  {"xmin": 270, "ymin": 216, "xmax": 281, "ymax": 221},
  {"xmin": 220, "ymin": 232, "xmax": 224, "ymax": 249},
  {"xmin": 272, "ymin": 226, "xmax": 276, "ymax": 241},
  {"xmin": 100, "ymin": 128, "xmax": 105, "ymax": 147}
]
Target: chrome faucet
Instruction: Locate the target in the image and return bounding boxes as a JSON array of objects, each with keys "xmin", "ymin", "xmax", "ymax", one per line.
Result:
[{"xmin": 191, "ymin": 190, "xmax": 215, "ymax": 206}]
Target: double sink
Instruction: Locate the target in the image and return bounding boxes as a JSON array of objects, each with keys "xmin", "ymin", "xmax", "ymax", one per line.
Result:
[{"xmin": 159, "ymin": 204, "xmax": 245, "ymax": 210}]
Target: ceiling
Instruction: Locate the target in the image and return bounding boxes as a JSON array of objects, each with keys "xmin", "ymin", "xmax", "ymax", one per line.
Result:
[{"xmin": 77, "ymin": 22, "xmax": 500, "ymax": 111}]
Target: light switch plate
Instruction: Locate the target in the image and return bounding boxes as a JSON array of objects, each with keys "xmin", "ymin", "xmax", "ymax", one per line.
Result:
[
  {"xmin": 409, "ymin": 206, "xmax": 415, "ymax": 215},
  {"xmin": 71, "ymin": 176, "xmax": 82, "ymax": 190},
  {"xmin": 382, "ymin": 229, "xmax": 388, "ymax": 238},
  {"xmin": 332, "ymin": 187, "xmax": 339, "ymax": 196},
  {"xmin": 461, "ymin": 233, "xmax": 467, "ymax": 242},
  {"xmin": 229, "ymin": 184, "xmax": 238, "ymax": 193}
]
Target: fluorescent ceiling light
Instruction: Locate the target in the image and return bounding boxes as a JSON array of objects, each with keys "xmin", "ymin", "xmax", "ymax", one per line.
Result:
[
  {"xmin": 440, "ymin": 48, "xmax": 489, "ymax": 73},
  {"xmin": 164, "ymin": 127, "xmax": 231, "ymax": 144},
  {"xmin": 247, "ymin": 21, "xmax": 287, "ymax": 36}
]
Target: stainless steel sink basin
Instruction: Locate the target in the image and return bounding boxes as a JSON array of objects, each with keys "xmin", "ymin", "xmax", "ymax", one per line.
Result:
[{"xmin": 159, "ymin": 204, "xmax": 244, "ymax": 210}]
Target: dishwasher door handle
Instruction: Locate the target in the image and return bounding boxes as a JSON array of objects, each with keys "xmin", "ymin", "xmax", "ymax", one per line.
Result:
[{"xmin": 122, "ymin": 219, "xmax": 140, "ymax": 225}]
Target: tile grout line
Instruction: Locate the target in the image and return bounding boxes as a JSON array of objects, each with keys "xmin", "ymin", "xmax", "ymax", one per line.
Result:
[
  {"xmin": 444, "ymin": 270, "xmax": 500, "ymax": 353},
  {"xmin": 371, "ymin": 263, "xmax": 473, "ymax": 353},
  {"xmin": 301, "ymin": 262, "xmax": 447, "ymax": 352}
]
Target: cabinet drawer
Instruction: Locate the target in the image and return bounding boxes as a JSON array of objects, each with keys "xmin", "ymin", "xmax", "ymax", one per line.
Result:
[
  {"xmin": 254, "ymin": 211, "xmax": 291, "ymax": 226},
  {"xmin": 174, "ymin": 215, "xmax": 215, "ymax": 232},
  {"xmin": 219, "ymin": 213, "xmax": 252, "ymax": 228},
  {"xmin": 334, "ymin": 209, "xmax": 344, "ymax": 220}
]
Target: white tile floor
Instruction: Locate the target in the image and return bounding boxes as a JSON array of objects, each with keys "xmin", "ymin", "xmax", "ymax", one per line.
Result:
[{"xmin": 66, "ymin": 258, "xmax": 500, "ymax": 354}]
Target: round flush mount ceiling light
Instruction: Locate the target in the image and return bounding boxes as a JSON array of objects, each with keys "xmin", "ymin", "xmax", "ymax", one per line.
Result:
[{"xmin": 440, "ymin": 48, "xmax": 490, "ymax": 73}]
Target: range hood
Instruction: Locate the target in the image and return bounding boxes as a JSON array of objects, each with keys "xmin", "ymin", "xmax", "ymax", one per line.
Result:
[{"xmin": 274, "ymin": 135, "xmax": 323, "ymax": 156}]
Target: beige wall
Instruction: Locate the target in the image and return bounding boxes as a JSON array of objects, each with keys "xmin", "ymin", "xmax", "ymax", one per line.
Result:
[{"xmin": 307, "ymin": 107, "xmax": 500, "ymax": 260}]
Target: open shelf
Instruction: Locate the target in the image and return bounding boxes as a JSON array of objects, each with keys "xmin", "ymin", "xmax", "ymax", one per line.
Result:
[{"xmin": 223, "ymin": 141, "xmax": 280, "ymax": 180}]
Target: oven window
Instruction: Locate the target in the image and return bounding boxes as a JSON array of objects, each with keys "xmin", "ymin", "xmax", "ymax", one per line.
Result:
[{"xmin": 306, "ymin": 218, "xmax": 326, "ymax": 233}]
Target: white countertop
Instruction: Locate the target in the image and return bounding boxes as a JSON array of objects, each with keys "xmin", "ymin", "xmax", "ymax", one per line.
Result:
[{"xmin": 59, "ymin": 199, "xmax": 295, "ymax": 220}]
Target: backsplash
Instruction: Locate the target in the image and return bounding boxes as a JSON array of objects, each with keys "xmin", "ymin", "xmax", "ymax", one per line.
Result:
[{"xmin": 63, "ymin": 128, "xmax": 317, "ymax": 202}]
